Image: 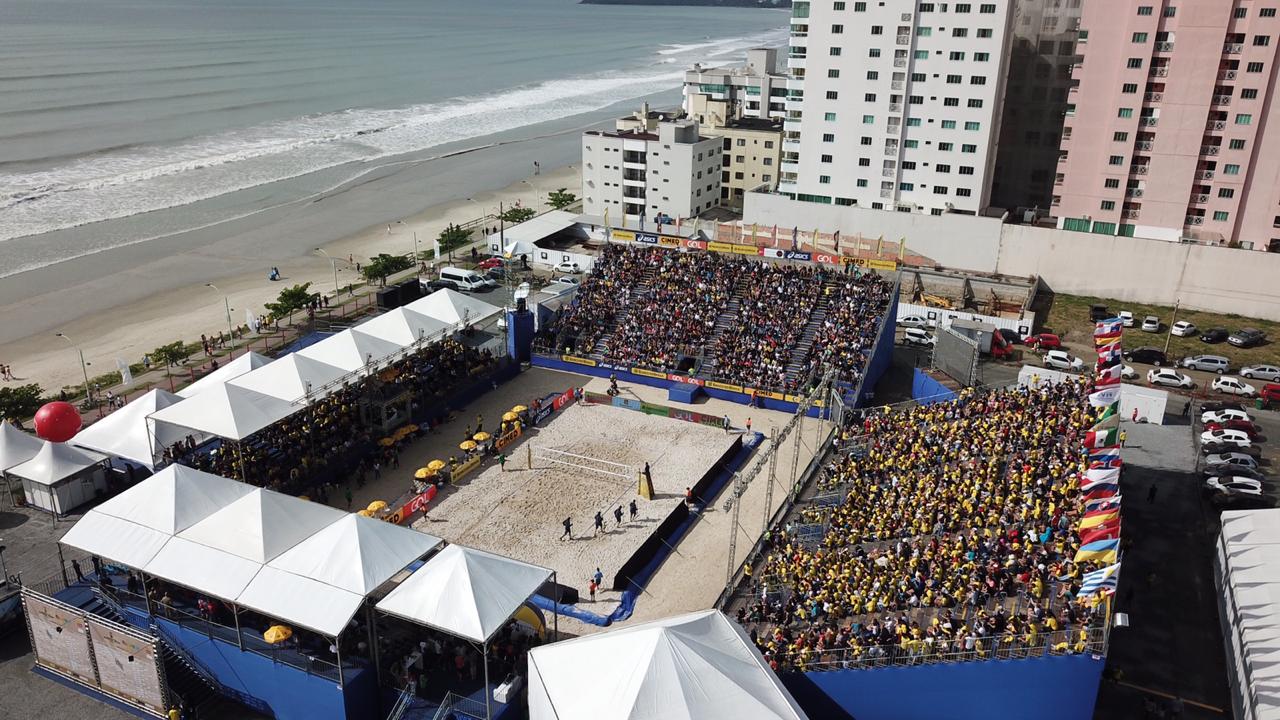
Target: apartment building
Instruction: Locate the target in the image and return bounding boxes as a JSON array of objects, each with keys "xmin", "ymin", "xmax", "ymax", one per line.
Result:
[
  {"xmin": 581, "ymin": 119, "xmax": 723, "ymax": 223},
  {"xmin": 683, "ymin": 48, "xmax": 790, "ymax": 125},
  {"xmin": 781, "ymin": 0, "xmax": 1016, "ymax": 215},
  {"xmin": 1056, "ymin": 0, "xmax": 1280, "ymax": 250},
  {"xmin": 715, "ymin": 118, "xmax": 785, "ymax": 210},
  {"xmin": 989, "ymin": 0, "xmax": 1082, "ymax": 212}
]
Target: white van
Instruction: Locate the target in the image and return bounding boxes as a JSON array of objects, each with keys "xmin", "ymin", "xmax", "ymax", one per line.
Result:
[{"xmin": 438, "ymin": 266, "xmax": 492, "ymax": 293}]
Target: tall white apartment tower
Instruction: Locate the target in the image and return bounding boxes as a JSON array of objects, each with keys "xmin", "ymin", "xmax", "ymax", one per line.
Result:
[{"xmin": 781, "ymin": 0, "xmax": 1016, "ymax": 215}]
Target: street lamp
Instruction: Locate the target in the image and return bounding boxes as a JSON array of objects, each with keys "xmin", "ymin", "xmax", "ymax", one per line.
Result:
[
  {"xmin": 315, "ymin": 248, "xmax": 340, "ymax": 296},
  {"xmin": 55, "ymin": 332, "xmax": 92, "ymax": 402},
  {"xmin": 206, "ymin": 284, "xmax": 237, "ymax": 359}
]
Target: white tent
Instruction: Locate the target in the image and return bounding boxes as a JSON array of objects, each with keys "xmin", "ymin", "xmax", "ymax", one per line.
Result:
[
  {"xmin": 405, "ymin": 289, "xmax": 502, "ymax": 328},
  {"xmin": 91, "ymin": 464, "xmax": 255, "ymax": 534},
  {"xmin": 8, "ymin": 441, "xmax": 108, "ymax": 515},
  {"xmin": 177, "ymin": 351, "xmax": 272, "ymax": 398},
  {"xmin": 178, "ymin": 488, "xmax": 346, "ymax": 563},
  {"xmin": 527, "ymin": 610, "xmax": 810, "ymax": 720},
  {"xmin": 146, "ymin": 537, "xmax": 263, "ymax": 599},
  {"xmin": 0, "ymin": 422, "xmax": 43, "ymax": 472},
  {"xmin": 227, "ymin": 353, "xmax": 351, "ymax": 403},
  {"xmin": 71, "ymin": 388, "xmax": 186, "ymax": 469},
  {"xmin": 268, "ymin": 514, "xmax": 441, "ymax": 595},
  {"xmin": 355, "ymin": 307, "xmax": 452, "ymax": 348},
  {"xmin": 60, "ymin": 511, "xmax": 173, "ymax": 569},
  {"xmin": 484, "ymin": 210, "xmax": 578, "ymax": 257},
  {"xmin": 236, "ymin": 565, "xmax": 366, "ymax": 637},
  {"xmin": 376, "ymin": 544, "xmax": 551, "ymax": 643},
  {"xmin": 297, "ymin": 328, "xmax": 405, "ymax": 374},
  {"xmin": 147, "ymin": 382, "xmax": 300, "ymax": 441},
  {"xmin": 1216, "ymin": 510, "xmax": 1280, "ymax": 720}
]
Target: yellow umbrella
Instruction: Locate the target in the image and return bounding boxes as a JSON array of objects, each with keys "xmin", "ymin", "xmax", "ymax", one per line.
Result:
[
  {"xmin": 511, "ymin": 405, "xmax": 528, "ymax": 413},
  {"xmin": 427, "ymin": 459, "xmax": 447, "ymax": 471},
  {"xmin": 357, "ymin": 509, "xmax": 376, "ymax": 517},
  {"xmin": 459, "ymin": 440, "xmax": 477, "ymax": 451},
  {"xmin": 264, "ymin": 625, "xmax": 293, "ymax": 644},
  {"xmin": 502, "ymin": 412, "xmax": 519, "ymax": 422},
  {"xmin": 415, "ymin": 467, "xmax": 437, "ymax": 479},
  {"xmin": 367, "ymin": 500, "xmax": 388, "ymax": 512},
  {"xmin": 378, "ymin": 437, "xmax": 395, "ymax": 447},
  {"xmin": 473, "ymin": 432, "xmax": 491, "ymax": 442}
]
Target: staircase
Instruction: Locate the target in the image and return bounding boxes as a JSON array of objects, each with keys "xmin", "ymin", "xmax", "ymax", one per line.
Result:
[
  {"xmin": 588, "ymin": 266, "xmax": 659, "ymax": 359},
  {"xmin": 699, "ymin": 282, "xmax": 749, "ymax": 378},
  {"xmin": 782, "ymin": 283, "xmax": 836, "ymax": 386}
]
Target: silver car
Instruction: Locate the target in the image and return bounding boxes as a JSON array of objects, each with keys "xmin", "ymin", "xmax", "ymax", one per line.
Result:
[
  {"xmin": 1181, "ymin": 355, "xmax": 1231, "ymax": 374},
  {"xmin": 1241, "ymin": 364, "xmax": 1280, "ymax": 382}
]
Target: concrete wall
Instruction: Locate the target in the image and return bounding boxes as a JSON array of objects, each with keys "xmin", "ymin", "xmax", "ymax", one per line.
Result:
[{"xmin": 745, "ymin": 192, "xmax": 1280, "ymax": 321}]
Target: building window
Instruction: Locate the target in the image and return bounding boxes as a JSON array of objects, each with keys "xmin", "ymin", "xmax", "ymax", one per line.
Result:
[
  {"xmin": 1113, "ymin": 131, "xmax": 1129, "ymax": 141},
  {"xmin": 902, "ymin": 161, "xmax": 917, "ymax": 170},
  {"xmin": 950, "ymin": 52, "xmax": 966, "ymax": 60},
  {"xmin": 828, "ymin": 69, "xmax": 841, "ymax": 78},
  {"xmin": 1225, "ymin": 164, "xmax": 1241, "ymax": 175},
  {"xmin": 1237, "ymin": 113, "xmax": 1253, "ymax": 125},
  {"xmin": 824, "ymin": 112, "xmax": 837, "ymax": 121},
  {"xmin": 1236, "ymin": 7, "xmax": 1248, "ymax": 18},
  {"xmin": 819, "ymin": 175, "xmax": 831, "ymax": 184},
  {"xmin": 956, "ymin": 188, "xmax": 972, "ymax": 197},
  {"xmin": 1242, "ymin": 89, "xmax": 1258, "ymax": 99},
  {"xmin": 942, "ymin": 120, "xmax": 957, "ymax": 129},
  {"xmin": 1132, "ymin": 32, "xmax": 1148, "ymax": 43},
  {"xmin": 933, "ymin": 186, "xmax": 948, "ymax": 194},
  {"xmin": 909, "ymin": 95, "xmax": 924, "ymax": 104},
  {"xmin": 762, "ymin": 174, "xmax": 771, "ymax": 182},
  {"xmin": 1229, "ymin": 138, "xmax": 1246, "ymax": 150},
  {"xmin": 967, "ymin": 99, "xmax": 983, "ymax": 108},
  {"xmin": 1118, "ymin": 108, "xmax": 1134, "ymax": 118},
  {"xmin": 831, "ymin": 47, "xmax": 843, "ymax": 56},
  {"xmin": 858, "ymin": 158, "xmax": 870, "ymax": 166},
  {"xmin": 977, "ymin": 28, "xmax": 993, "ymax": 38},
  {"xmin": 865, "ymin": 92, "xmax": 877, "ymax": 101},
  {"xmin": 1108, "ymin": 155, "xmax": 1124, "ymax": 165},
  {"xmin": 822, "ymin": 133, "xmax": 835, "ymax": 142},
  {"xmin": 1122, "ymin": 83, "xmax": 1138, "ymax": 93},
  {"xmin": 947, "ymin": 74, "xmax": 962, "ymax": 84},
  {"xmin": 917, "ymin": 26, "xmax": 932, "ymax": 36},
  {"xmin": 1256, "ymin": 35, "xmax": 1272, "ymax": 46},
  {"xmin": 911, "ymin": 72, "xmax": 926, "ymax": 82},
  {"xmin": 834, "ymin": 0, "xmax": 845, "ymax": 8},
  {"xmin": 856, "ymin": 178, "xmax": 868, "ymax": 187},
  {"xmin": 962, "ymin": 143, "xmax": 977, "ymax": 153},
  {"xmin": 914, "ymin": 50, "xmax": 929, "ymax": 59},
  {"xmin": 956, "ymin": 3, "xmax": 971, "ymax": 12},
  {"xmin": 868, "ymin": 48, "xmax": 879, "ymax": 57},
  {"xmin": 1214, "ymin": 211, "xmax": 1229, "ymax": 221},
  {"xmin": 1104, "ymin": 178, "xmax": 1120, "ymax": 188},
  {"xmin": 1163, "ymin": 6, "xmax": 1176, "ymax": 16},
  {"xmin": 974, "ymin": 52, "xmax": 990, "ymax": 61},
  {"xmin": 862, "ymin": 114, "xmax": 875, "ymax": 123},
  {"xmin": 1127, "ymin": 58, "xmax": 1143, "ymax": 69},
  {"xmin": 937, "ymin": 164, "xmax": 951, "ymax": 173},
  {"xmin": 854, "ymin": 1, "xmax": 866, "ymax": 9},
  {"xmin": 820, "ymin": 155, "xmax": 833, "ymax": 163},
  {"xmin": 907, "ymin": 118, "xmax": 922, "ymax": 127},
  {"xmin": 860, "ymin": 136, "xmax": 873, "ymax": 145},
  {"xmin": 825, "ymin": 91, "xmax": 839, "ymax": 99},
  {"xmin": 833, "ymin": 24, "xmax": 845, "ymax": 33},
  {"xmin": 938, "ymin": 142, "xmax": 953, "ymax": 151},
  {"xmin": 980, "ymin": 3, "xmax": 996, "ymax": 12},
  {"xmin": 1263, "ymin": 8, "xmax": 1278, "ymax": 17},
  {"xmin": 1101, "ymin": 201, "xmax": 1116, "ymax": 210},
  {"xmin": 944, "ymin": 97, "xmax": 960, "ymax": 106},
  {"xmin": 953, "ymin": 28, "xmax": 968, "ymax": 38},
  {"xmin": 764, "ymin": 141, "xmax": 774, "ymax": 148},
  {"xmin": 1219, "ymin": 188, "xmax": 1235, "ymax": 198},
  {"xmin": 1137, "ymin": 5, "xmax": 1153, "ymax": 15},
  {"xmin": 959, "ymin": 166, "xmax": 974, "ymax": 175},
  {"xmin": 900, "ymin": 182, "xmax": 914, "ymax": 191},
  {"xmin": 1248, "ymin": 62, "xmax": 1265, "ymax": 73},
  {"xmin": 964, "ymin": 121, "xmax": 980, "ymax": 130}
]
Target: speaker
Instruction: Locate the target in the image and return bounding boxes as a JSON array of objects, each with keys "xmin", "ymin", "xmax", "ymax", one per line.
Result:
[
  {"xmin": 376, "ymin": 287, "xmax": 402, "ymax": 310},
  {"xmin": 398, "ymin": 278, "xmax": 422, "ymax": 305}
]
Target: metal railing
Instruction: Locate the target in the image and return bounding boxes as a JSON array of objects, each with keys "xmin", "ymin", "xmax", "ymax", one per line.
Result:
[
  {"xmin": 1212, "ymin": 94, "xmax": 1231, "ymax": 105},
  {"xmin": 1155, "ymin": 41, "xmax": 1174, "ymax": 52},
  {"xmin": 1139, "ymin": 117, "xmax": 1159, "ymax": 127},
  {"xmin": 896, "ymin": 35, "xmax": 911, "ymax": 45},
  {"xmin": 894, "ymin": 58, "xmax": 908, "ymax": 68},
  {"xmin": 1150, "ymin": 66, "xmax": 1169, "ymax": 77},
  {"xmin": 1220, "ymin": 70, "xmax": 1237, "ymax": 80},
  {"xmin": 1126, "ymin": 188, "xmax": 1144, "ymax": 197},
  {"xmin": 1122, "ymin": 209, "xmax": 1140, "ymax": 219},
  {"xmin": 431, "ymin": 691, "xmax": 490, "ymax": 720},
  {"xmin": 889, "ymin": 102, "xmax": 902, "ymax": 112},
  {"xmin": 1208, "ymin": 120, "xmax": 1227, "ymax": 130},
  {"xmin": 882, "ymin": 169, "xmax": 895, "ymax": 177},
  {"xmin": 1144, "ymin": 92, "xmax": 1163, "ymax": 102},
  {"xmin": 891, "ymin": 81, "xmax": 904, "ymax": 90},
  {"xmin": 1225, "ymin": 43, "xmax": 1243, "ymax": 54},
  {"xmin": 1201, "ymin": 145, "xmax": 1220, "ymax": 156},
  {"xmin": 884, "ymin": 147, "xmax": 898, "ymax": 156},
  {"xmin": 1198, "ymin": 169, "xmax": 1215, "ymax": 180},
  {"xmin": 1186, "ymin": 215, "xmax": 1205, "ymax": 225},
  {"xmin": 1190, "ymin": 193, "xmax": 1209, "ymax": 203},
  {"xmin": 384, "ymin": 682, "xmax": 416, "ymax": 720},
  {"xmin": 1130, "ymin": 164, "xmax": 1149, "ymax": 175},
  {"xmin": 1135, "ymin": 141, "xmax": 1153, "ymax": 151}
]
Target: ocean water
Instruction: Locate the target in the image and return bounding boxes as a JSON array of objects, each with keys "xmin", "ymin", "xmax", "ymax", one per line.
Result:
[{"xmin": 0, "ymin": 0, "xmax": 786, "ymax": 273}]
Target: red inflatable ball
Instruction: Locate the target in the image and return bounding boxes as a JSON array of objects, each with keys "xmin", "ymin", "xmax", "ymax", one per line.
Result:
[{"xmin": 33, "ymin": 401, "xmax": 82, "ymax": 442}]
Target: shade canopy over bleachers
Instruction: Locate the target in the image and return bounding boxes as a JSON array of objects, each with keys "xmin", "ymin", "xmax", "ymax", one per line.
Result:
[
  {"xmin": 177, "ymin": 351, "xmax": 272, "ymax": 398},
  {"xmin": 148, "ymin": 382, "xmax": 301, "ymax": 441},
  {"xmin": 227, "ymin": 354, "xmax": 351, "ymax": 403},
  {"xmin": 0, "ymin": 421, "xmax": 44, "ymax": 472},
  {"xmin": 71, "ymin": 388, "xmax": 186, "ymax": 469}
]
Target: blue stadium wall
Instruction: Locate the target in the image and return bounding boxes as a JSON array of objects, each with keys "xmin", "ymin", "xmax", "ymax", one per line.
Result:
[
  {"xmin": 783, "ymin": 654, "xmax": 1104, "ymax": 720},
  {"xmin": 912, "ymin": 367, "xmax": 958, "ymax": 405},
  {"xmin": 857, "ymin": 292, "xmax": 898, "ymax": 408}
]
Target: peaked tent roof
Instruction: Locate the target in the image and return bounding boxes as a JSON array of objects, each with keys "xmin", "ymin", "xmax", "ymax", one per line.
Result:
[
  {"xmin": 296, "ymin": 328, "xmax": 405, "ymax": 374},
  {"xmin": 7, "ymin": 441, "xmax": 105, "ymax": 485},
  {"xmin": 355, "ymin": 307, "xmax": 452, "ymax": 348},
  {"xmin": 526, "ymin": 609, "xmax": 809, "ymax": 720},
  {"xmin": 60, "ymin": 511, "xmax": 173, "ymax": 569},
  {"xmin": 71, "ymin": 388, "xmax": 186, "ymax": 469},
  {"xmin": 92, "ymin": 464, "xmax": 256, "ymax": 535},
  {"xmin": 236, "ymin": 565, "xmax": 366, "ymax": 637},
  {"xmin": 177, "ymin": 351, "xmax": 272, "ymax": 398},
  {"xmin": 178, "ymin": 488, "xmax": 347, "ymax": 563},
  {"xmin": 269, "ymin": 514, "xmax": 442, "ymax": 595},
  {"xmin": 405, "ymin": 289, "xmax": 502, "ymax": 327},
  {"xmin": 376, "ymin": 544, "xmax": 551, "ymax": 643},
  {"xmin": 0, "ymin": 423, "xmax": 44, "ymax": 472},
  {"xmin": 148, "ymin": 382, "xmax": 300, "ymax": 441},
  {"xmin": 227, "ymin": 353, "xmax": 351, "ymax": 403}
]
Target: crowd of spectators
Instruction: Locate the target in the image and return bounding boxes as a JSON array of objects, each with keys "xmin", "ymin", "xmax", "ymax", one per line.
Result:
[
  {"xmin": 738, "ymin": 380, "xmax": 1108, "ymax": 670},
  {"xmin": 552, "ymin": 242, "xmax": 893, "ymax": 392}
]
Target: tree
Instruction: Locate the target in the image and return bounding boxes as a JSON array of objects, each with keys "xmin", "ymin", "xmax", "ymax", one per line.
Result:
[
  {"xmin": 361, "ymin": 254, "xmax": 413, "ymax": 286},
  {"xmin": 437, "ymin": 223, "xmax": 472, "ymax": 254},
  {"xmin": 265, "ymin": 282, "xmax": 316, "ymax": 325},
  {"xmin": 499, "ymin": 206, "xmax": 537, "ymax": 224},
  {"xmin": 547, "ymin": 188, "xmax": 577, "ymax": 210},
  {"xmin": 0, "ymin": 384, "xmax": 44, "ymax": 421},
  {"xmin": 150, "ymin": 341, "xmax": 191, "ymax": 377}
]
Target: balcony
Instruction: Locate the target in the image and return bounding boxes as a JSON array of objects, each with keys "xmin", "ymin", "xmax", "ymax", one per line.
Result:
[
  {"xmin": 891, "ymin": 81, "xmax": 904, "ymax": 90},
  {"xmin": 882, "ymin": 168, "xmax": 896, "ymax": 177},
  {"xmin": 1220, "ymin": 70, "xmax": 1237, "ymax": 80},
  {"xmin": 1201, "ymin": 145, "xmax": 1220, "ymax": 156},
  {"xmin": 896, "ymin": 35, "xmax": 911, "ymax": 46},
  {"xmin": 1186, "ymin": 215, "xmax": 1205, "ymax": 225},
  {"xmin": 1197, "ymin": 169, "xmax": 1215, "ymax": 180},
  {"xmin": 1122, "ymin": 209, "xmax": 1141, "ymax": 219},
  {"xmin": 894, "ymin": 58, "xmax": 908, "ymax": 68},
  {"xmin": 623, "ymin": 189, "xmax": 646, "ymax": 200},
  {"xmin": 1126, "ymin": 188, "xmax": 1144, "ymax": 198},
  {"xmin": 889, "ymin": 103, "xmax": 902, "ymax": 112},
  {"xmin": 784, "ymin": 119, "xmax": 803, "ymax": 133},
  {"xmin": 1136, "ymin": 140, "xmax": 1154, "ymax": 151},
  {"xmin": 1213, "ymin": 94, "xmax": 1231, "ymax": 105},
  {"xmin": 1149, "ymin": 66, "xmax": 1169, "ymax": 77},
  {"xmin": 901, "ymin": 12, "xmax": 912, "ymax": 21},
  {"xmin": 880, "ymin": 189, "xmax": 893, "ymax": 198},
  {"xmin": 1190, "ymin": 193, "xmax": 1209, "ymax": 203},
  {"xmin": 1207, "ymin": 120, "xmax": 1226, "ymax": 131},
  {"xmin": 1225, "ymin": 43, "xmax": 1243, "ymax": 54},
  {"xmin": 1140, "ymin": 117, "xmax": 1159, "ymax": 127},
  {"xmin": 1155, "ymin": 41, "xmax": 1175, "ymax": 52},
  {"xmin": 622, "ymin": 170, "xmax": 645, "ymax": 182},
  {"xmin": 884, "ymin": 147, "xmax": 899, "ymax": 156},
  {"xmin": 1144, "ymin": 92, "xmax": 1163, "ymax": 102},
  {"xmin": 1130, "ymin": 164, "xmax": 1149, "ymax": 175}
]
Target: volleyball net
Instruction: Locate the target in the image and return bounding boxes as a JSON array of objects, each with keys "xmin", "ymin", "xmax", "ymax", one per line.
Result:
[{"xmin": 530, "ymin": 446, "xmax": 634, "ymax": 480}]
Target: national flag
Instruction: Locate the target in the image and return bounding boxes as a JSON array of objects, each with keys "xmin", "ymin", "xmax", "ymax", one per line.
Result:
[
  {"xmin": 116, "ymin": 358, "xmax": 133, "ymax": 386},
  {"xmin": 1095, "ymin": 319, "xmax": 1123, "ymax": 336},
  {"xmin": 1074, "ymin": 538, "xmax": 1120, "ymax": 564},
  {"xmin": 1089, "ymin": 386, "xmax": 1122, "ymax": 407},
  {"xmin": 1095, "ymin": 403, "xmax": 1119, "ymax": 424},
  {"xmin": 1085, "ymin": 467, "xmax": 1120, "ymax": 484},
  {"xmin": 773, "ymin": 224, "xmax": 779, "ymax": 248},
  {"xmin": 1097, "ymin": 355, "xmax": 1121, "ymax": 371},
  {"xmin": 1084, "ymin": 503, "xmax": 1121, "ymax": 519},
  {"xmin": 1079, "ymin": 563, "xmax": 1122, "ymax": 597},
  {"xmin": 899, "ymin": 237, "xmax": 907, "ymax": 261},
  {"xmin": 1091, "ymin": 457, "xmax": 1123, "ymax": 471},
  {"xmin": 1095, "ymin": 364, "xmax": 1123, "ymax": 387},
  {"xmin": 1097, "ymin": 341, "xmax": 1122, "ymax": 361},
  {"xmin": 1083, "ymin": 483, "xmax": 1118, "ymax": 501},
  {"xmin": 1080, "ymin": 522, "xmax": 1122, "ymax": 546},
  {"xmin": 603, "ymin": 207, "xmax": 610, "ymax": 230},
  {"xmin": 813, "ymin": 228, "xmax": 820, "ymax": 249},
  {"xmin": 833, "ymin": 229, "xmax": 841, "ymax": 253},
  {"xmin": 1085, "ymin": 427, "xmax": 1119, "ymax": 448},
  {"xmin": 792, "ymin": 226, "xmax": 799, "ymax": 250},
  {"xmin": 876, "ymin": 235, "xmax": 884, "ymax": 255},
  {"xmin": 1095, "ymin": 331, "xmax": 1122, "ymax": 346},
  {"xmin": 751, "ymin": 223, "xmax": 758, "ymax": 243},
  {"xmin": 1081, "ymin": 512, "xmax": 1120, "ymax": 531},
  {"xmin": 1084, "ymin": 495, "xmax": 1122, "ymax": 513},
  {"xmin": 1091, "ymin": 415, "xmax": 1120, "ymax": 433}
]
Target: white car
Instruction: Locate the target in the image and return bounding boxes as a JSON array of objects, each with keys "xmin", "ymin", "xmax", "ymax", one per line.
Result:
[
  {"xmin": 1205, "ymin": 452, "xmax": 1260, "ymax": 470},
  {"xmin": 552, "ymin": 276, "xmax": 580, "ymax": 285},
  {"xmin": 902, "ymin": 327, "xmax": 936, "ymax": 347},
  {"xmin": 553, "ymin": 261, "xmax": 582, "ymax": 274},
  {"xmin": 1043, "ymin": 350, "xmax": 1084, "ymax": 371},
  {"xmin": 1141, "ymin": 316, "xmax": 1161, "ymax": 332},
  {"xmin": 1213, "ymin": 376, "xmax": 1257, "ymax": 397},
  {"xmin": 1170, "ymin": 320, "xmax": 1198, "ymax": 337},
  {"xmin": 1242, "ymin": 364, "xmax": 1280, "ymax": 382},
  {"xmin": 1121, "ymin": 364, "xmax": 1138, "ymax": 381},
  {"xmin": 1205, "ymin": 477, "xmax": 1264, "ymax": 495},
  {"xmin": 1148, "ymin": 368, "xmax": 1194, "ymax": 389},
  {"xmin": 1119, "ymin": 311, "xmax": 1135, "ymax": 328},
  {"xmin": 1202, "ymin": 408, "xmax": 1252, "ymax": 425},
  {"xmin": 1200, "ymin": 428, "xmax": 1253, "ymax": 448},
  {"xmin": 899, "ymin": 314, "xmax": 936, "ymax": 329}
]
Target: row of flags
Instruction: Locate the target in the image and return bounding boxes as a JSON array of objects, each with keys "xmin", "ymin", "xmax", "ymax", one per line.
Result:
[
  {"xmin": 1071, "ymin": 316, "xmax": 1129, "ymax": 598},
  {"xmin": 600, "ymin": 212, "xmax": 909, "ymax": 259}
]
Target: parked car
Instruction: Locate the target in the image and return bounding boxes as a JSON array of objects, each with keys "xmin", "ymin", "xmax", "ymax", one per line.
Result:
[
  {"xmin": 1148, "ymin": 368, "xmax": 1194, "ymax": 389},
  {"xmin": 1203, "ymin": 465, "xmax": 1267, "ymax": 481},
  {"xmin": 1180, "ymin": 355, "xmax": 1231, "ymax": 374},
  {"xmin": 1043, "ymin": 350, "xmax": 1084, "ymax": 371},
  {"xmin": 1205, "ymin": 477, "xmax": 1265, "ymax": 496},
  {"xmin": 1229, "ymin": 328, "xmax": 1267, "ymax": 348},
  {"xmin": 1201, "ymin": 327, "xmax": 1230, "ymax": 344},
  {"xmin": 1213, "ymin": 376, "xmax": 1258, "ymax": 397},
  {"xmin": 1201, "ymin": 400, "xmax": 1246, "ymax": 414},
  {"xmin": 1242, "ymin": 364, "xmax": 1280, "ymax": 382},
  {"xmin": 476, "ymin": 257, "xmax": 505, "ymax": 270},
  {"xmin": 1202, "ymin": 408, "xmax": 1253, "ymax": 425},
  {"xmin": 1204, "ymin": 419, "xmax": 1261, "ymax": 438},
  {"xmin": 1141, "ymin": 315, "xmax": 1161, "ymax": 332},
  {"xmin": 1202, "ymin": 442, "xmax": 1263, "ymax": 459},
  {"xmin": 1205, "ymin": 452, "xmax": 1260, "ymax": 469},
  {"xmin": 1124, "ymin": 347, "xmax": 1168, "ymax": 366},
  {"xmin": 902, "ymin": 327, "xmax": 937, "ymax": 347},
  {"xmin": 1200, "ymin": 428, "xmax": 1254, "ymax": 448},
  {"xmin": 1209, "ymin": 490, "xmax": 1277, "ymax": 510},
  {"xmin": 423, "ymin": 278, "xmax": 459, "ymax": 292},
  {"xmin": 1090, "ymin": 304, "xmax": 1111, "ymax": 322},
  {"xmin": 1118, "ymin": 310, "xmax": 1135, "ymax": 328},
  {"xmin": 997, "ymin": 328, "xmax": 1022, "ymax": 345},
  {"xmin": 1026, "ymin": 333, "xmax": 1062, "ymax": 350},
  {"xmin": 1170, "ymin": 320, "xmax": 1198, "ymax": 337},
  {"xmin": 1121, "ymin": 364, "xmax": 1139, "ymax": 381},
  {"xmin": 899, "ymin": 314, "xmax": 936, "ymax": 329},
  {"xmin": 552, "ymin": 276, "xmax": 580, "ymax": 286},
  {"xmin": 485, "ymin": 267, "xmax": 508, "ymax": 282},
  {"xmin": 553, "ymin": 261, "xmax": 583, "ymax": 274},
  {"xmin": 1264, "ymin": 384, "xmax": 1280, "ymax": 404}
]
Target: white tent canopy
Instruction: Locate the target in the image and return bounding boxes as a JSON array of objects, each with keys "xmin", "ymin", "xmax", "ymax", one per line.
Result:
[
  {"xmin": 177, "ymin": 351, "xmax": 272, "ymax": 398},
  {"xmin": 71, "ymin": 388, "xmax": 186, "ymax": 469},
  {"xmin": 376, "ymin": 544, "xmax": 551, "ymax": 643},
  {"xmin": 405, "ymin": 289, "xmax": 502, "ymax": 328},
  {"xmin": 527, "ymin": 610, "xmax": 809, "ymax": 720},
  {"xmin": 60, "ymin": 510, "xmax": 172, "ymax": 569},
  {"xmin": 92, "ymin": 465, "xmax": 255, "ymax": 535},
  {"xmin": 1216, "ymin": 510, "xmax": 1280, "ymax": 720},
  {"xmin": 0, "ymin": 422, "xmax": 43, "ymax": 472},
  {"xmin": 297, "ymin": 328, "xmax": 405, "ymax": 374},
  {"xmin": 178, "ymin": 488, "xmax": 347, "ymax": 563},
  {"xmin": 356, "ymin": 307, "xmax": 452, "ymax": 348},
  {"xmin": 228, "ymin": 353, "xmax": 351, "ymax": 403},
  {"xmin": 148, "ymin": 382, "xmax": 300, "ymax": 441},
  {"xmin": 7, "ymin": 441, "xmax": 105, "ymax": 486},
  {"xmin": 269, "ymin": 514, "xmax": 441, "ymax": 595},
  {"xmin": 484, "ymin": 210, "xmax": 578, "ymax": 257}
]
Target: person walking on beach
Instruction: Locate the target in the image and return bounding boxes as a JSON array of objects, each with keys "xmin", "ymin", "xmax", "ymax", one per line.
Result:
[
  {"xmin": 1119, "ymin": 429, "xmax": 1128, "ymax": 448},
  {"xmin": 588, "ymin": 579, "xmax": 597, "ymax": 602},
  {"xmin": 629, "ymin": 499, "xmax": 638, "ymax": 521},
  {"xmin": 593, "ymin": 567, "xmax": 604, "ymax": 588},
  {"xmin": 561, "ymin": 516, "xmax": 573, "ymax": 540},
  {"xmin": 613, "ymin": 505, "xmax": 623, "ymax": 527},
  {"xmin": 475, "ymin": 414, "xmax": 484, "ymax": 433},
  {"xmin": 722, "ymin": 414, "xmax": 731, "ymax": 433},
  {"xmin": 594, "ymin": 511, "xmax": 604, "ymax": 536}
]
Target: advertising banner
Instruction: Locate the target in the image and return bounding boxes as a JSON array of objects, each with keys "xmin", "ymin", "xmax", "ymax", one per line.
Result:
[
  {"xmin": 683, "ymin": 239, "xmax": 707, "ymax": 250},
  {"xmin": 636, "ymin": 232, "xmax": 659, "ymax": 244},
  {"xmin": 494, "ymin": 426, "xmax": 522, "ymax": 451},
  {"xmin": 667, "ymin": 373, "xmax": 705, "ymax": 386},
  {"xmin": 658, "ymin": 235, "xmax": 682, "ymax": 248},
  {"xmin": 611, "ymin": 230, "xmax": 636, "ymax": 241},
  {"xmin": 560, "ymin": 355, "xmax": 597, "ymax": 367},
  {"xmin": 706, "ymin": 380, "xmax": 744, "ymax": 393},
  {"xmin": 707, "ymin": 241, "xmax": 734, "ymax": 254},
  {"xmin": 733, "ymin": 243, "xmax": 762, "ymax": 255},
  {"xmin": 552, "ymin": 387, "xmax": 577, "ymax": 410},
  {"xmin": 631, "ymin": 367, "xmax": 668, "ymax": 379},
  {"xmin": 387, "ymin": 486, "xmax": 439, "ymax": 524}
]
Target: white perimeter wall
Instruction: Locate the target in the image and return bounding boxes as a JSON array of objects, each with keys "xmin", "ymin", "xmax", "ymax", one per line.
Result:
[
  {"xmin": 745, "ymin": 192, "xmax": 1280, "ymax": 321},
  {"xmin": 1016, "ymin": 366, "xmax": 1168, "ymax": 425}
]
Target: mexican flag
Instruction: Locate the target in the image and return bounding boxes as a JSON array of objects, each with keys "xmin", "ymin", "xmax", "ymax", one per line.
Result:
[{"xmin": 1085, "ymin": 427, "xmax": 1119, "ymax": 448}]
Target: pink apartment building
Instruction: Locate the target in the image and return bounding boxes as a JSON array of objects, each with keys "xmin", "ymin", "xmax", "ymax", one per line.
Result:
[{"xmin": 1056, "ymin": 0, "xmax": 1280, "ymax": 251}]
